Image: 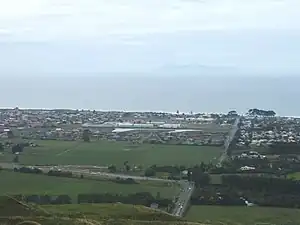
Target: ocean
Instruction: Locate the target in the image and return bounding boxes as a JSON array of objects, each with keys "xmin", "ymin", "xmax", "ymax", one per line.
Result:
[{"xmin": 1, "ymin": 75, "xmax": 299, "ymax": 116}]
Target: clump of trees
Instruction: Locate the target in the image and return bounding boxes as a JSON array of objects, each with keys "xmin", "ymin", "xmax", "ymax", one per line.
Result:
[
  {"xmin": 14, "ymin": 167, "xmax": 43, "ymax": 174},
  {"xmin": 11, "ymin": 144, "xmax": 24, "ymax": 154},
  {"xmin": 268, "ymin": 142, "xmax": 300, "ymax": 154},
  {"xmin": 145, "ymin": 167, "xmax": 156, "ymax": 177},
  {"xmin": 221, "ymin": 175, "xmax": 300, "ymax": 194},
  {"xmin": 0, "ymin": 143, "xmax": 4, "ymax": 152},
  {"xmin": 77, "ymin": 192, "xmax": 172, "ymax": 207},
  {"xmin": 227, "ymin": 110, "xmax": 238, "ymax": 117},
  {"xmin": 82, "ymin": 129, "xmax": 90, "ymax": 142},
  {"xmin": 47, "ymin": 170, "xmax": 73, "ymax": 178},
  {"xmin": 248, "ymin": 108, "xmax": 276, "ymax": 117},
  {"xmin": 14, "ymin": 194, "xmax": 72, "ymax": 205},
  {"xmin": 7, "ymin": 130, "xmax": 14, "ymax": 139},
  {"xmin": 113, "ymin": 177, "xmax": 137, "ymax": 184},
  {"xmin": 191, "ymin": 186, "xmax": 245, "ymax": 206},
  {"xmin": 187, "ymin": 166, "xmax": 211, "ymax": 187},
  {"xmin": 108, "ymin": 165, "xmax": 117, "ymax": 173},
  {"xmin": 190, "ymin": 175, "xmax": 300, "ymax": 208},
  {"xmin": 12, "ymin": 192, "xmax": 172, "ymax": 209}
]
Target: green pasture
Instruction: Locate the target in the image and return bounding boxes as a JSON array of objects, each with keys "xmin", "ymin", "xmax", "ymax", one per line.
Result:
[
  {"xmin": 0, "ymin": 140, "xmax": 222, "ymax": 167},
  {"xmin": 0, "ymin": 171, "xmax": 178, "ymax": 201},
  {"xmin": 186, "ymin": 205, "xmax": 300, "ymax": 225}
]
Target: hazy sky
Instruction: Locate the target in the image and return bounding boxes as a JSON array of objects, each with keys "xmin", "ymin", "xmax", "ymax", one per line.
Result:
[{"xmin": 0, "ymin": 0, "xmax": 299, "ymax": 75}]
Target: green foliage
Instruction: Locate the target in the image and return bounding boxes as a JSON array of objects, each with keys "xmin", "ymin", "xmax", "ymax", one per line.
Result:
[
  {"xmin": 108, "ymin": 165, "xmax": 117, "ymax": 173},
  {"xmin": 82, "ymin": 129, "xmax": 90, "ymax": 142},
  {"xmin": 248, "ymin": 108, "xmax": 276, "ymax": 117},
  {"xmin": 7, "ymin": 130, "xmax": 14, "ymax": 139},
  {"xmin": 145, "ymin": 168, "xmax": 156, "ymax": 177},
  {"xmin": 0, "ymin": 142, "xmax": 4, "ymax": 151}
]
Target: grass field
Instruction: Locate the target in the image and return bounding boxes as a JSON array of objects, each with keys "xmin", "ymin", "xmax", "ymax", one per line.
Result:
[
  {"xmin": 0, "ymin": 140, "xmax": 222, "ymax": 167},
  {"xmin": 0, "ymin": 171, "xmax": 179, "ymax": 201},
  {"xmin": 186, "ymin": 205, "xmax": 300, "ymax": 225},
  {"xmin": 287, "ymin": 172, "xmax": 300, "ymax": 180}
]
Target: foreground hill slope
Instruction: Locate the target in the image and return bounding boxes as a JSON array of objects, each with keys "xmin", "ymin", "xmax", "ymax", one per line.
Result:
[
  {"xmin": 3, "ymin": 196, "xmax": 300, "ymax": 225},
  {"xmin": 0, "ymin": 197, "xmax": 202, "ymax": 225}
]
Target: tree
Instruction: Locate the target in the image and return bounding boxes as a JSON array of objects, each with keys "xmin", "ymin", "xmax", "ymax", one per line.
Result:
[
  {"xmin": 156, "ymin": 192, "xmax": 161, "ymax": 199},
  {"xmin": 123, "ymin": 161, "xmax": 130, "ymax": 172},
  {"xmin": 179, "ymin": 165, "xmax": 186, "ymax": 171},
  {"xmin": 125, "ymin": 164, "xmax": 130, "ymax": 172},
  {"xmin": 187, "ymin": 170, "xmax": 192, "ymax": 181},
  {"xmin": 228, "ymin": 110, "xmax": 238, "ymax": 117},
  {"xmin": 7, "ymin": 130, "xmax": 14, "ymax": 139},
  {"xmin": 0, "ymin": 143, "xmax": 4, "ymax": 152},
  {"xmin": 12, "ymin": 144, "xmax": 24, "ymax": 154},
  {"xmin": 82, "ymin": 129, "xmax": 90, "ymax": 142},
  {"xmin": 108, "ymin": 165, "xmax": 117, "ymax": 173},
  {"xmin": 145, "ymin": 168, "xmax": 156, "ymax": 177},
  {"xmin": 189, "ymin": 166, "xmax": 211, "ymax": 186},
  {"xmin": 248, "ymin": 108, "xmax": 276, "ymax": 117},
  {"xmin": 13, "ymin": 155, "xmax": 19, "ymax": 163}
]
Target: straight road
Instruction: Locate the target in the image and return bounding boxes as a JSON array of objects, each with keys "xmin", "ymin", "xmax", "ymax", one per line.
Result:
[
  {"xmin": 172, "ymin": 181, "xmax": 195, "ymax": 217},
  {"xmin": 219, "ymin": 116, "xmax": 241, "ymax": 165}
]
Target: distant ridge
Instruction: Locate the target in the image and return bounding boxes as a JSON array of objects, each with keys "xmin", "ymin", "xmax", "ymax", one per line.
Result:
[{"xmin": 155, "ymin": 64, "xmax": 238, "ymax": 76}]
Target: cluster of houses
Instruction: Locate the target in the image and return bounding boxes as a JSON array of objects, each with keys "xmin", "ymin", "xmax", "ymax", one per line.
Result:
[{"xmin": 236, "ymin": 116, "xmax": 300, "ymax": 149}]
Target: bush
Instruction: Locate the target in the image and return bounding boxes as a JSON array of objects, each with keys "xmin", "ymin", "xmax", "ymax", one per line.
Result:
[
  {"xmin": 114, "ymin": 178, "xmax": 137, "ymax": 184},
  {"xmin": 145, "ymin": 168, "xmax": 156, "ymax": 177},
  {"xmin": 47, "ymin": 170, "xmax": 72, "ymax": 178},
  {"xmin": 16, "ymin": 167, "xmax": 43, "ymax": 174}
]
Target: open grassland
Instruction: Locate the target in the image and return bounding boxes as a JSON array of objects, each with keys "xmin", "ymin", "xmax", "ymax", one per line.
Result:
[
  {"xmin": 186, "ymin": 205, "xmax": 300, "ymax": 225},
  {"xmin": 0, "ymin": 171, "xmax": 179, "ymax": 201},
  {"xmin": 287, "ymin": 172, "xmax": 300, "ymax": 180},
  {"xmin": 0, "ymin": 140, "xmax": 222, "ymax": 167}
]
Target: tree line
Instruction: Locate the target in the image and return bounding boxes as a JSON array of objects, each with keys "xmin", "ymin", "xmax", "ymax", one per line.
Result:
[
  {"xmin": 11, "ymin": 192, "xmax": 172, "ymax": 208},
  {"xmin": 191, "ymin": 175, "xmax": 300, "ymax": 208},
  {"xmin": 12, "ymin": 167, "xmax": 140, "ymax": 184}
]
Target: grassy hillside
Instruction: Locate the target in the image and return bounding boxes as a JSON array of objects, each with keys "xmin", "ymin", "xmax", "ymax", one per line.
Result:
[
  {"xmin": 0, "ymin": 197, "xmax": 189, "ymax": 225},
  {"xmin": 2, "ymin": 197, "xmax": 300, "ymax": 225}
]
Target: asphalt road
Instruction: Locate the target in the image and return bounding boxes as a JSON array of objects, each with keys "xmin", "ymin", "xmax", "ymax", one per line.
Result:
[
  {"xmin": 172, "ymin": 181, "xmax": 195, "ymax": 217},
  {"xmin": 219, "ymin": 116, "xmax": 241, "ymax": 165}
]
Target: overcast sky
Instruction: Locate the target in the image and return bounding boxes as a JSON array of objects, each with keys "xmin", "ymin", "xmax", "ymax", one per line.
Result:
[{"xmin": 0, "ymin": 0, "xmax": 299, "ymax": 75}]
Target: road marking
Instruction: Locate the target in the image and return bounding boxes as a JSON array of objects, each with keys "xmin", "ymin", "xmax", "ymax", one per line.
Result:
[
  {"xmin": 56, "ymin": 143, "xmax": 82, "ymax": 156},
  {"xmin": 56, "ymin": 148, "xmax": 73, "ymax": 156}
]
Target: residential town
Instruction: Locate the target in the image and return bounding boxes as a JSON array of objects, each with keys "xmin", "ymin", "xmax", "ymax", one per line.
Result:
[{"xmin": 0, "ymin": 108, "xmax": 234, "ymax": 146}]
